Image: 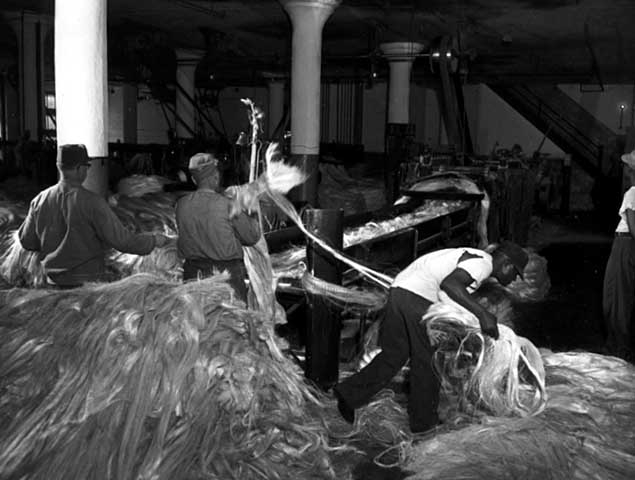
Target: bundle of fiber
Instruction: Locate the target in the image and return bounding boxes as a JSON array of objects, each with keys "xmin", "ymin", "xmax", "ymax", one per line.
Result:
[
  {"xmin": 0, "ymin": 274, "xmax": 339, "ymax": 480},
  {"xmin": 301, "ymin": 271, "xmax": 387, "ymax": 312},
  {"xmin": 401, "ymin": 351, "xmax": 635, "ymax": 480},
  {"xmin": 109, "ymin": 191, "xmax": 178, "ymax": 235},
  {"xmin": 270, "ymin": 245, "xmax": 306, "ymax": 279},
  {"xmin": 0, "ymin": 200, "xmax": 27, "ymax": 232},
  {"xmin": 0, "ymin": 230, "xmax": 45, "ymax": 287},
  {"xmin": 331, "ymin": 387, "xmax": 411, "ymax": 449},
  {"xmin": 116, "ymin": 174, "xmax": 171, "ymax": 197},
  {"xmin": 400, "ymin": 173, "xmax": 491, "ymax": 248},
  {"xmin": 343, "ymin": 200, "xmax": 467, "ymax": 248},
  {"xmin": 108, "ymin": 243, "xmax": 182, "ymax": 281},
  {"xmin": 505, "ymin": 249, "xmax": 551, "ymax": 301},
  {"xmin": 422, "ymin": 302, "xmax": 546, "ymax": 418}
]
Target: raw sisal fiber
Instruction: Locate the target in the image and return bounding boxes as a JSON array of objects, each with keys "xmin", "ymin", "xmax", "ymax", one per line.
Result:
[{"xmin": 0, "ymin": 274, "xmax": 342, "ymax": 480}]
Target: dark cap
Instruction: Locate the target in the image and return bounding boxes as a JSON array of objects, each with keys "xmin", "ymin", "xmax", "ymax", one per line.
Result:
[
  {"xmin": 57, "ymin": 144, "xmax": 91, "ymax": 169},
  {"xmin": 497, "ymin": 241, "xmax": 529, "ymax": 278}
]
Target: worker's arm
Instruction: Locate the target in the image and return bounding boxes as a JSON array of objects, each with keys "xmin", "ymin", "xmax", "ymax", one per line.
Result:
[
  {"xmin": 91, "ymin": 197, "xmax": 159, "ymax": 254},
  {"xmin": 626, "ymin": 209, "xmax": 635, "ymax": 240},
  {"xmin": 17, "ymin": 201, "xmax": 41, "ymax": 251},
  {"xmin": 230, "ymin": 210, "xmax": 261, "ymax": 246},
  {"xmin": 440, "ymin": 268, "xmax": 499, "ymax": 339}
]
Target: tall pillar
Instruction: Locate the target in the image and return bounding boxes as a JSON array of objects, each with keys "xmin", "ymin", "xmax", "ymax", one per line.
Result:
[
  {"xmin": 175, "ymin": 49, "xmax": 203, "ymax": 139},
  {"xmin": 281, "ymin": 0, "xmax": 340, "ymax": 206},
  {"xmin": 6, "ymin": 11, "xmax": 48, "ymax": 139},
  {"xmin": 380, "ymin": 42, "xmax": 424, "ymax": 124},
  {"xmin": 55, "ymin": 0, "xmax": 108, "ymax": 195},
  {"xmin": 122, "ymin": 83, "xmax": 138, "ymax": 144},
  {"xmin": 380, "ymin": 42, "xmax": 423, "ymax": 204},
  {"xmin": 262, "ymin": 72, "xmax": 286, "ymax": 138}
]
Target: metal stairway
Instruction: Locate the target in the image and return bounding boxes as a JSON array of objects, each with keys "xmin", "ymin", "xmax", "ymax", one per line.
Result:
[{"xmin": 489, "ymin": 84, "xmax": 620, "ymax": 178}]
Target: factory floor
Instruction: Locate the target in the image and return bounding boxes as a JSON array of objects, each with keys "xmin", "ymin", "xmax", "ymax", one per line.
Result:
[{"xmin": 338, "ymin": 212, "xmax": 617, "ymax": 479}]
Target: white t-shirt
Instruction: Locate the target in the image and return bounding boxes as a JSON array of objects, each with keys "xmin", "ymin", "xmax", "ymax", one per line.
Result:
[
  {"xmin": 615, "ymin": 187, "xmax": 635, "ymax": 233},
  {"xmin": 392, "ymin": 247, "xmax": 493, "ymax": 303}
]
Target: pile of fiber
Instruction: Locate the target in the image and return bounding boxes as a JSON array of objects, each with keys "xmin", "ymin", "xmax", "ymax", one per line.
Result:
[
  {"xmin": 116, "ymin": 174, "xmax": 171, "ymax": 197},
  {"xmin": 400, "ymin": 351, "xmax": 635, "ymax": 480},
  {"xmin": 344, "ymin": 200, "xmax": 467, "ymax": 247},
  {"xmin": 423, "ymin": 302, "xmax": 546, "ymax": 419},
  {"xmin": 0, "ymin": 231, "xmax": 45, "ymax": 287},
  {"xmin": 505, "ymin": 249, "xmax": 551, "ymax": 301},
  {"xmin": 0, "ymin": 274, "xmax": 338, "ymax": 480},
  {"xmin": 108, "ymin": 191, "xmax": 178, "ymax": 235}
]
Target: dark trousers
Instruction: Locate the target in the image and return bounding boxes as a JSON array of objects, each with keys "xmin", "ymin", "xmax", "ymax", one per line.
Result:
[
  {"xmin": 183, "ymin": 258, "xmax": 248, "ymax": 302},
  {"xmin": 603, "ymin": 236, "xmax": 635, "ymax": 356},
  {"xmin": 335, "ymin": 287, "xmax": 439, "ymax": 432}
]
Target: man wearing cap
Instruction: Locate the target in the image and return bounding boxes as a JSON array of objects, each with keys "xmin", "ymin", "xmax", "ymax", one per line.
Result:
[
  {"xmin": 333, "ymin": 241, "xmax": 528, "ymax": 433},
  {"xmin": 602, "ymin": 149, "xmax": 635, "ymax": 360},
  {"xmin": 175, "ymin": 152, "xmax": 260, "ymax": 301},
  {"xmin": 18, "ymin": 144, "xmax": 170, "ymax": 288}
]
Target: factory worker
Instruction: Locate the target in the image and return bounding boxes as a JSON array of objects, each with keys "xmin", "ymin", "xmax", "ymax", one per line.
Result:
[
  {"xmin": 18, "ymin": 144, "xmax": 170, "ymax": 288},
  {"xmin": 602, "ymin": 149, "xmax": 635, "ymax": 361},
  {"xmin": 334, "ymin": 241, "xmax": 528, "ymax": 433},
  {"xmin": 176, "ymin": 152, "xmax": 261, "ymax": 302}
]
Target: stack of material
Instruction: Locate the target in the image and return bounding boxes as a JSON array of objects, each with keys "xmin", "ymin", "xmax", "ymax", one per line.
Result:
[
  {"xmin": 108, "ymin": 191, "xmax": 178, "ymax": 235},
  {"xmin": 0, "ymin": 274, "xmax": 338, "ymax": 480},
  {"xmin": 401, "ymin": 351, "xmax": 635, "ymax": 480},
  {"xmin": 318, "ymin": 163, "xmax": 385, "ymax": 215},
  {"xmin": 115, "ymin": 174, "xmax": 171, "ymax": 198}
]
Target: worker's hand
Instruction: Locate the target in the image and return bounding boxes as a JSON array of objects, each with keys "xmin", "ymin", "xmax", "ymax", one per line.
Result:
[
  {"xmin": 153, "ymin": 233, "xmax": 170, "ymax": 248},
  {"xmin": 479, "ymin": 311, "xmax": 499, "ymax": 340}
]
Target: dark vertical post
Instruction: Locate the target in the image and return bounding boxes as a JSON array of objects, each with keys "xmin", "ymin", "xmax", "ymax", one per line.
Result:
[
  {"xmin": 304, "ymin": 208, "xmax": 343, "ymax": 389},
  {"xmin": 385, "ymin": 122, "xmax": 415, "ymax": 205},
  {"xmin": 561, "ymin": 153, "xmax": 572, "ymax": 215}
]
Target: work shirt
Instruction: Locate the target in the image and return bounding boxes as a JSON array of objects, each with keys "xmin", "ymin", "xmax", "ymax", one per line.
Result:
[
  {"xmin": 392, "ymin": 247, "xmax": 492, "ymax": 303},
  {"xmin": 615, "ymin": 187, "xmax": 635, "ymax": 233},
  {"xmin": 176, "ymin": 189, "xmax": 260, "ymax": 261},
  {"xmin": 18, "ymin": 181, "xmax": 155, "ymax": 286}
]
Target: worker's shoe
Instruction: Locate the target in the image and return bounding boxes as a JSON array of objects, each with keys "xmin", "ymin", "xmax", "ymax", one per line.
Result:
[{"xmin": 333, "ymin": 388, "xmax": 355, "ymax": 424}]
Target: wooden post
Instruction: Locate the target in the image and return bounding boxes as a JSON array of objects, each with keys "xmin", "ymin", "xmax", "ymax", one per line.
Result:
[{"xmin": 304, "ymin": 208, "xmax": 343, "ymax": 389}]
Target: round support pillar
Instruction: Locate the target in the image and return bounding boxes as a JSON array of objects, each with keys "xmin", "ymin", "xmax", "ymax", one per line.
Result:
[
  {"xmin": 55, "ymin": 0, "xmax": 108, "ymax": 196},
  {"xmin": 304, "ymin": 208, "xmax": 343, "ymax": 389},
  {"xmin": 175, "ymin": 49, "xmax": 203, "ymax": 139},
  {"xmin": 281, "ymin": 0, "xmax": 340, "ymax": 206},
  {"xmin": 380, "ymin": 42, "xmax": 424, "ymax": 124}
]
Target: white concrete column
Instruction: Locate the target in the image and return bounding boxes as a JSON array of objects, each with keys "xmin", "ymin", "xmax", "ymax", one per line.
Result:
[
  {"xmin": 55, "ymin": 0, "xmax": 108, "ymax": 195},
  {"xmin": 281, "ymin": 0, "xmax": 340, "ymax": 204},
  {"xmin": 6, "ymin": 11, "xmax": 46, "ymax": 139},
  {"xmin": 262, "ymin": 72, "xmax": 286, "ymax": 137},
  {"xmin": 175, "ymin": 49, "xmax": 203, "ymax": 139},
  {"xmin": 380, "ymin": 42, "xmax": 424, "ymax": 123}
]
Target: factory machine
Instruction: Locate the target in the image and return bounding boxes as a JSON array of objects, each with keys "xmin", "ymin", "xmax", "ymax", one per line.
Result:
[{"xmin": 263, "ymin": 191, "xmax": 485, "ymax": 388}]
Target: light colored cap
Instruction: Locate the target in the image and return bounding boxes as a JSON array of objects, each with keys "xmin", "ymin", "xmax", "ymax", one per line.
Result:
[
  {"xmin": 621, "ymin": 149, "xmax": 635, "ymax": 168},
  {"xmin": 188, "ymin": 153, "xmax": 218, "ymax": 171}
]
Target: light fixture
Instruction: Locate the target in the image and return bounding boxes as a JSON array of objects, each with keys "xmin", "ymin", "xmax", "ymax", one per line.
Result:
[
  {"xmin": 619, "ymin": 104, "xmax": 626, "ymax": 129},
  {"xmin": 235, "ymin": 131, "xmax": 248, "ymax": 146}
]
